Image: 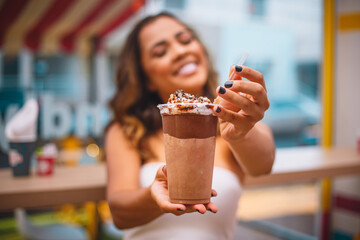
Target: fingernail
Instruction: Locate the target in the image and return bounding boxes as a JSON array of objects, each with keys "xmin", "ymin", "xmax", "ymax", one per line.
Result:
[
  {"xmin": 235, "ymin": 65, "xmax": 243, "ymax": 72},
  {"xmin": 219, "ymin": 86, "xmax": 226, "ymax": 94},
  {"xmin": 211, "ymin": 193, "xmax": 216, "ymax": 197},
  {"xmin": 215, "ymin": 106, "xmax": 221, "ymax": 113},
  {"xmin": 207, "ymin": 209, "xmax": 215, "ymax": 213},
  {"xmin": 162, "ymin": 166, "xmax": 165, "ymax": 173},
  {"xmin": 177, "ymin": 208, "xmax": 184, "ymax": 211},
  {"xmin": 224, "ymin": 81, "xmax": 233, "ymax": 88},
  {"xmin": 196, "ymin": 209, "xmax": 203, "ymax": 214}
]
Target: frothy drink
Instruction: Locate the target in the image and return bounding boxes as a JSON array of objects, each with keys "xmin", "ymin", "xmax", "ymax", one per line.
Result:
[{"xmin": 158, "ymin": 90, "xmax": 218, "ymax": 204}]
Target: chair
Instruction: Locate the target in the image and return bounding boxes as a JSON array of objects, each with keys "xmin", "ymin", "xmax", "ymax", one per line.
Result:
[
  {"xmin": 97, "ymin": 201, "xmax": 124, "ymax": 239},
  {"xmin": 14, "ymin": 208, "xmax": 88, "ymax": 240},
  {"xmin": 102, "ymin": 221, "xmax": 124, "ymax": 239}
]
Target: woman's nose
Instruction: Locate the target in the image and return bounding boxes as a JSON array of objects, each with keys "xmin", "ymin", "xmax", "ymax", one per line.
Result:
[{"xmin": 171, "ymin": 43, "xmax": 187, "ymax": 60}]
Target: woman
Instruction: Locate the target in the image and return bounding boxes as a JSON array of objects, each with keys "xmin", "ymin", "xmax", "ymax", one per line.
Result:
[{"xmin": 106, "ymin": 12, "xmax": 275, "ymax": 240}]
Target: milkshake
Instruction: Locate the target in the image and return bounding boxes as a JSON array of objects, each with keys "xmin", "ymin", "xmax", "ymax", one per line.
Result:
[{"xmin": 158, "ymin": 90, "xmax": 218, "ymax": 204}]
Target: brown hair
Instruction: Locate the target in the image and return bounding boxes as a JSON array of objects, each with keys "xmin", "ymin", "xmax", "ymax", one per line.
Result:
[{"xmin": 108, "ymin": 12, "xmax": 218, "ymax": 160}]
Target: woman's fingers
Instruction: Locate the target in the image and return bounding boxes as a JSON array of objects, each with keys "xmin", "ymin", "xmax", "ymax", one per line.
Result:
[
  {"xmin": 183, "ymin": 190, "xmax": 218, "ymax": 214},
  {"xmin": 153, "ymin": 166, "xmax": 218, "ymax": 215},
  {"xmin": 159, "ymin": 201, "xmax": 218, "ymax": 216},
  {"xmin": 228, "ymin": 67, "xmax": 242, "ymax": 80},
  {"xmin": 211, "ymin": 189, "xmax": 218, "ymax": 197},
  {"xmin": 189, "ymin": 204, "xmax": 207, "ymax": 214},
  {"xmin": 155, "ymin": 165, "xmax": 167, "ymax": 181},
  {"xmin": 162, "ymin": 165, "xmax": 167, "ymax": 177},
  {"xmin": 192, "ymin": 190, "xmax": 218, "ymax": 214},
  {"xmin": 161, "ymin": 202, "xmax": 188, "ymax": 215},
  {"xmin": 213, "ymin": 104, "xmax": 252, "ymax": 128},
  {"xmin": 205, "ymin": 202, "xmax": 218, "ymax": 213},
  {"xmin": 152, "ymin": 166, "xmax": 187, "ymax": 215},
  {"xmin": 223, "ymin": 80, "xmax": 270, "ymax": 110},
  {"xmin": 229, "ymin": 65, "xmax": 266, "ymax": 90},
  {"xmin": 186, "ymin": 202, "xmax": 218, "ymax": 214},
  {"xmin": 150, "ymin": 185, "xmax": 187, "ymax": 215},
  {"xmin": 216, "ymin": 86, "xmax": 263, "ymax": 120}
]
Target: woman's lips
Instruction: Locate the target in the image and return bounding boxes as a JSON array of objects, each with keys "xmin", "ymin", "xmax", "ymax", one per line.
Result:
[{"xmin": 176, "ymin": 62, "xmax": 198, "ymax": 76}]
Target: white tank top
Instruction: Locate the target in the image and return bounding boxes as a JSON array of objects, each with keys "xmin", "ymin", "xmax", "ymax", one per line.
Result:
[{"xmin": 123, "ymin": 162, "xmax": 242, "ymax": 240}]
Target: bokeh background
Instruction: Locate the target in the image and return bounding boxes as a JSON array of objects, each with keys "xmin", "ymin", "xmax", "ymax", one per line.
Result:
[
  {"xmin": 0, "ymin": 0, "xmax": 359, "ymax": 239},
  {"xmin": 0, "ymin": 0, "xmax": 323, "ymax": 160}
]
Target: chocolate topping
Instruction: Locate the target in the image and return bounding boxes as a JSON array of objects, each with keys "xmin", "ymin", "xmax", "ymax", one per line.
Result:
[{"xmin": 168, "ymin": 89, "xmax": 211, "ymax": 104}]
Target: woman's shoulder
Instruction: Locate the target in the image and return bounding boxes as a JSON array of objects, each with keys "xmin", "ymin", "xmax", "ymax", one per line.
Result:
[
  {"xmin": 106, "ymin": 122, "xmax": 122, "ymax": 137},
  {"xmin": 105, "ymin": 122, "xmax": 129, "ymax": 145},
  {"xmin": 105, "ymin": 122, "xmax": 142, "ymax": 162},
  {"xmin": 107, "ymin": 121, "xmax": 122, "ymax": 133}
]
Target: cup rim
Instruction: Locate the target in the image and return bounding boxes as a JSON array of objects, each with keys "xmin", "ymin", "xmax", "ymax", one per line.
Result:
[{"xmin": 157, "ymin": 103, "xmax": 216, "ymax": 116}]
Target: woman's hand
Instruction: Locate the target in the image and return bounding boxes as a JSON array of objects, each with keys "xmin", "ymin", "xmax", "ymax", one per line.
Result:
[
  {"xmin": 213, "ymin": 65, "xmax": 270, "ymax": 142},
  {"xmin": 150, "ymin": 165, "xmax": 218, "ymax": 215}
]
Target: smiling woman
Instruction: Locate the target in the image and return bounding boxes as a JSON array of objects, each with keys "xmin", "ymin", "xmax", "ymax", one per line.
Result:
[
  {"xmin": 109, "ymin": 12, "xmax": 218, "ymax": 157},
  {"xmin": 105, "ymin": 11, "xmax": 275, "ymax": 240}
]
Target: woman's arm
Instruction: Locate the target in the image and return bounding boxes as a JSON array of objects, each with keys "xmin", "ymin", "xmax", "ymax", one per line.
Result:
[
  {"xmin": 226, "ymin": 122, "xmax": 275, "ymax": 176},
  {"xmin": 106, "ymin": 124, "xmax": 162, "ymax": 229},
  {"xmin": 213, "ymin": 65, "xmax": 275, "ymax": 176}
]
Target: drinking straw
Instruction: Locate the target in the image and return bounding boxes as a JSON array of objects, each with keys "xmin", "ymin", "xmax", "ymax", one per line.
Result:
[{"xmin": 229, "ymin": 53, "xmax": 248, "ymax": 80}]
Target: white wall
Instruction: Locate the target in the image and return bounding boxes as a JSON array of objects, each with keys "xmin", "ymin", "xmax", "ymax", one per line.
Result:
[
  {"xmin": 334, "ymin": 0, "xmax": 360, "ymax": 146},
  {"xmin": 333, "ymin": 0, "xmax": 360, "ymax": 236}
]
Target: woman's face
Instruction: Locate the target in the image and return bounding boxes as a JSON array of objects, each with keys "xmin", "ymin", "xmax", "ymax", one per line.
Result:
[{"xmin": 139, "ymin": 16, "xmax": 208, "ymax": 102}]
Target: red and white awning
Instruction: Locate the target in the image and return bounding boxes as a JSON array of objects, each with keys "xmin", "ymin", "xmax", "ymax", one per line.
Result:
[{"xmin": 0, "ymin": 0, "xmax": 145, "ymax": 55}]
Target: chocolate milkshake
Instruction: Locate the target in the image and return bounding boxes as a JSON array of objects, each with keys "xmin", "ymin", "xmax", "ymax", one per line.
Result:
[{"xmin": 158, "ymin": 90, "xmax": 218, "ymax": 204}]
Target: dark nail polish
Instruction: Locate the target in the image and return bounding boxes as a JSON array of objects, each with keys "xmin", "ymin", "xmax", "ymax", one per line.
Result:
[
  {"xmin": 235, "ymin": 65, "xmax": 243, "ymax": 72},
  {"xmin": 211, "ymin": 193, "xmax": 216, "ymax": 197},
  {"xmin": 177, "ymin": 208, "xmax": 184, "ymax": 211},
  {"xmin": 207, "ymin": 209, "xmax": 215, "ymax": 213},
  {"xmin": 196, "ymin": 209, "xmax": 202, "ymax": 214},
  {"xmin": 215, "ymin": 106, "xmax": 221, "ymax": 113},
  {"xmin": 224, "ymin": 81, "xmax": 233, "ymax": 88},
  {"xmin": 219, "ymin": 86, "xmax": 226, "ymax": 94}
]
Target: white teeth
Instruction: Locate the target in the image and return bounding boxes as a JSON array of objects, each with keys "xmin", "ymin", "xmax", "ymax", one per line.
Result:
[{"xmin": 177, "ymin": 62, "xmax": 197, "ymax": 75}]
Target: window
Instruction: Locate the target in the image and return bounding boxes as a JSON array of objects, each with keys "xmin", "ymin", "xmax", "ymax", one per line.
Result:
[
  {"xmin": 249, "ymin": 0, "xmax": 266, "ymax": 17},
  {"xmin": 165, "ymin": 0, "xmax": 186, "ymax": 9},
  {"xmin": 159, "ymin": 0, "xmax": 322, "ymax": 148},
  {"xmin": 32, "ymin": 54, "xmax": 84, "ymax": 101},
  {"xmin": 2, "ymin": 56, "xmax": 19, "ymax": 89}
]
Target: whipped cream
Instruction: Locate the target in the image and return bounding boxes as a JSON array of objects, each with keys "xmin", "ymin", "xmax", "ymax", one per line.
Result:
[{"xmin": 158, "ymin": 90, "xmax": 215, "ymax": 115}]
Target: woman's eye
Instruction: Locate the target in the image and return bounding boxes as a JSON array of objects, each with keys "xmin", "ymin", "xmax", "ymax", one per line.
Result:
[
  {"xmin": 153, "ymin": 47, "xmax": 166, "ymax": 57},
  {"xmin": 179, "ymin": 33, "xmax": 193, "ymax": 44}
]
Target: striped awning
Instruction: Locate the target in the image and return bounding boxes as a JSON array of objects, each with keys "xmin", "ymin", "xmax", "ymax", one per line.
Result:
[{"xmin": 0, "ymin": 0, "xmax": 145, "ymax": 55}]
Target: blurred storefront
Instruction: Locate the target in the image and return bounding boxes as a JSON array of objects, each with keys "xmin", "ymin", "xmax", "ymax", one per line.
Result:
[
  {"xmin": 1, "ymin": 0, "xmax": 359, "ymax": 239},
  {"xmin": 0, "ymin": 0, "xmax": 145, "ymax": 167},
  {"xmin": 0, "ymin": 0, "xmax": 322, "ymax": 166}
]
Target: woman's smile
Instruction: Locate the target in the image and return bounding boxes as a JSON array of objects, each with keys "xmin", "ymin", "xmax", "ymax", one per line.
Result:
[{"xmin": 174, "ymin": 61, "xmax": 198, "ymax": 77}]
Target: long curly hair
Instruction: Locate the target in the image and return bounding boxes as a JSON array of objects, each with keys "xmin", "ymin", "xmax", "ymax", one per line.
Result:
[{"xmin": 108, "ymin": 12, "xmax": 218, "ymax": 160}]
